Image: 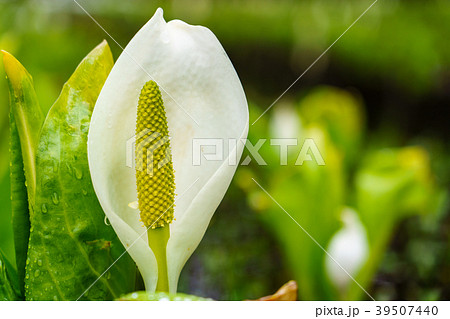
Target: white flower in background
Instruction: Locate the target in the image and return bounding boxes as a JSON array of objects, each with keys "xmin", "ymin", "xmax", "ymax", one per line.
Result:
[
  {"xmin": 325, "ymin": 207, "xmax": 368, "ymax": 291},
  {"xmin": 269, "ymin": 102, "xmax": 301, "ymax": 139},
  {"xmin": 88, "ymin": 8, "xmax": 248, "ymax": 293}
]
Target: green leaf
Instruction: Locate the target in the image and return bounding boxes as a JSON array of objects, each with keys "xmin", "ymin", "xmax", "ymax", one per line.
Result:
[
  {"xmin": 8, "ymin": 112, "xmax": 30, "ymax": 296},
  {"xmin": 2, "ymin": 50, "xmax": 44, "ymax": 206},
  {"xmin": 2, "ymin": 51, "xmax": 45, "ymax": 296},
  {"xmin": 347, "ymin": 147, "xmax": 441, "ymax": 300},
  {"xmin": 0, "ymin": 101, "xmax": 9, "ymax": 179},
  {"xmin": 298, "ymin": 86, "xmax": 365, "ymax": 169},
  {"xmin": 0, "ymin": 250, "xmax": 21, "ymax": 301},
  {"xmin": 24, "ymin": 41, "xmax": 135, "ymax": 300},
  {"xmin": 258, "ymin": 126, "xmax": 344, "ymax": 300},
  {"xmin": 118, "ymin": 291, "xmax": 212, "ymax": 301}
]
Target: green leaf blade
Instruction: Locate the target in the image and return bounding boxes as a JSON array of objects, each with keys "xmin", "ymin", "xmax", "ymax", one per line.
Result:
[
  {"xmin": 0, "ymin": 250, "xmax": 21, "ymax": 301},
  {"xmin": 25, "ymin": 41, "xmax": 136, "ymax": 301},
  {"xmin": 8, "ymin": 112, "xmax": 30, "ymax": 296},
  {"xmin": 2, "ymin": 51, "xmax": 44, "ymax": 296},
  {"xmin": 2, "ymin": 50, "xmax": 44, "ymax": 206}
]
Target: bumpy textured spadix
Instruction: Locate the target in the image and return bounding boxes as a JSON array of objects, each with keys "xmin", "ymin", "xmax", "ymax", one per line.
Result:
[
  {"xmin": 135, "ymin": 81, "xmax": 175, "ymax": 228},
  {"xmin": 88, "ymin": 8, "xmax": 249, "ymax": 293}
]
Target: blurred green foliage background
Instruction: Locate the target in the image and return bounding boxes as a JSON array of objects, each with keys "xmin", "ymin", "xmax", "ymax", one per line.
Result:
[{"xmin": 0, "ymin": 0, "xmax": 449, "ymax": 300}]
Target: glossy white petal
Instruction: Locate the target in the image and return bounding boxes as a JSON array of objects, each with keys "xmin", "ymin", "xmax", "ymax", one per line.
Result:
[
  {"xmin": 88, "ymin": 8, "xmax": 248, "ymax": 292},
  {"xmin": 325, "ymin": 208, "xmax": 368, "ymax": 292}
]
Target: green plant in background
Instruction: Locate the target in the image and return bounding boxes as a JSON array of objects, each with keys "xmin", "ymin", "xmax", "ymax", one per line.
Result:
[
  {"xmin": 240, "ymin": 87, "xmax": 445, "ymax": 300},
  {"xmin": 347, "ymin": 146, "xmax": 443, "ymax": 300},
  {"xmin": 298, "ymin": 87, "xmax": 364, "ymax": 170}
]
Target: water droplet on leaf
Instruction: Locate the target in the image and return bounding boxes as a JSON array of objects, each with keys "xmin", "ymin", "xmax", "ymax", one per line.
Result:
[
  {"xmin": 52, "ymin": 193, "xmax": 59, "ymax": 205},
  {"xmin": 74, "ymin": 167, "xmax": 83, "ymax": 179}
]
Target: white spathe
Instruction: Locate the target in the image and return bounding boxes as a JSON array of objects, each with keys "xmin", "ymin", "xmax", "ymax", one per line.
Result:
[
  {"xmin": 325, "ymin": 208, "xmax": 369, "ymax": 292},
  {"xmin": 88, "ymin": 8, "xmax": 249, "ymax": 293}
]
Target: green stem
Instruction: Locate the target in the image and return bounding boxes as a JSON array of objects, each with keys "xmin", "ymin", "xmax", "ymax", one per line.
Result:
[{"xmin": 147, "ymin": 226, "xmax": 170, "ymax": 292}]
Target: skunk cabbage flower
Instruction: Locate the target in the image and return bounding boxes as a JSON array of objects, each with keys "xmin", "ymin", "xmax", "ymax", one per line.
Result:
[
  {"xmin": 325, "ymin": 208, "xmax": 368, "ymax": 291},
  {"xmin": 88, "ymin": 8, "xmax": 248, "ymax": 293}
]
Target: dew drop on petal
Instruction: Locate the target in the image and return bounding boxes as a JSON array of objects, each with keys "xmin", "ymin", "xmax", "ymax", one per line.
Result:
[
  {"xmin": 128, "ymin": 201, "xmax": 139, "ymax": 209},
  {"xmin": 107, "ymin": 114, "xmax": 112, "ymax": 129}
]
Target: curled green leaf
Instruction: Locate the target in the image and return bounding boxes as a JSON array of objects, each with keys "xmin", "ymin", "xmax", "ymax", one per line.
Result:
[
  {"xmin": 2, "ymin": 51, "xmax": 44, "ymax": 295},
  {"xmin": 2, "ymin": 50, "xmax": 43, "ymax": 205}
]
